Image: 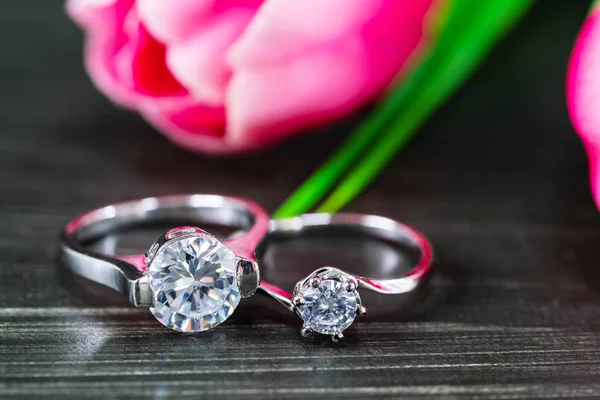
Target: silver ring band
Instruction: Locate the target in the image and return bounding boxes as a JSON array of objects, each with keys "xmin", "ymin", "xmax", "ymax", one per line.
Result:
[
  {"xmin": 257, "ymin": 213, "xmax": 433, "ymax": 341},
  {"xmin": 60, "ymin": 194, "xmax": 270, "ymax": 333}
]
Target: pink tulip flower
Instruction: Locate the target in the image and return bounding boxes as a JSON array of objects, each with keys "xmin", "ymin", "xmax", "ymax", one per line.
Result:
[
  {"xmin": 67, "ymin": 0, "xmax": 437, "ymax": 154},
  {"xmin": 568, "ymin": 2, "xmax": 600, "ymax": 205}
]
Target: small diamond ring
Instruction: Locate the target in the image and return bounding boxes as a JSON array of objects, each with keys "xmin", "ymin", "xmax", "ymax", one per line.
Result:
[
  {"xmin": 60, "ymin": 194, "xmax": 269, "ymax": 333},
  {"xmin": 257, "ymin": 213, "xmax": 433, "ymax": 342}
]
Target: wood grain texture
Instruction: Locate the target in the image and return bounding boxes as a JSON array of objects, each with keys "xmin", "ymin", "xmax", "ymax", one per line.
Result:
[{"xmin": 1, "ymin": 1, "xmax": 599, "ymax": 399}]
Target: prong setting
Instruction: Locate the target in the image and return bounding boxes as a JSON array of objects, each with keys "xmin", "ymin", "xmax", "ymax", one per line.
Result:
[
  {"xmin": 293, "ymin": 296, "xmax": 305, "ymax": 307},
  {"xmin": 357, "ymin": 305, "xmax": 367, "ymax": 316},
  {"xmin": 344, "ymin": 279, "xmax": 357, "ymax": 292},
  {"xmin": 144, "ymin": 243, "xmax": 159, "ymax": 266},
  {"xmin": 301, "ymin": 325, "xmax": 314, "ymax": 338},
  {"xmin": 309, "ymin": 276, "xmax": 321, "ymax": 288},
  {"xmin": 236, "ymin": 258, "xmax": 259, "ymax": 298},
  {"xmin": 331, "ymin": 332, "xmax": 344, "ymax": 343},
  {"xmin": 129, "ymin": 275, "xmax": 153, "ymax": 307}
]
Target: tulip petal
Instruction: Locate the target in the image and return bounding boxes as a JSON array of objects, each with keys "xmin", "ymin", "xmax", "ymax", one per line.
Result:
[
  {"xmin": 228, "ymin": 42, "xmax": 369, "ymax": 143},
  {"xmin": 135, "ymin": 0, "xmax": 214, "ymax": 43},
  {"xmin": 67, "ymin": 0, "xmax": 142, "ymax": 107},
  {"xmin": 136, "ymin": 0, "xmax": 263, "ymax": 43},
  {"xmin": 130, "ymin": 25, "xmax": 187, "ymax": 97},
  {"xmin": 137, "ymin": 0, "xmax": 262, "ymax": 105},
  {"xmin": 66, "ymin": 0, "xmax": 119, "ymax": 28},
  {"xmin": 227, "ymin": 0, "xmax": 434, "ymax": 145},
  {"xmin": 165, "ymin": 10, "xmax": 256, "ymax": 105},
  {"xmin": 140, "ymin": 99, "xmax": 263, "ymax": 155},
  {"xmin": 229, "ymin": 0, "xmax": 406, "ymax": 66},
  {"xmin": 568, "ymin": 7, "xmax": 600, "ymax": 205}
]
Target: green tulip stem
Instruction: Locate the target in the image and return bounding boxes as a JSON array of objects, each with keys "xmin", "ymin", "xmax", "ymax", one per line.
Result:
[{"xmin": 274, "ymin": 0, "xmax": 534, "ymax": 217}]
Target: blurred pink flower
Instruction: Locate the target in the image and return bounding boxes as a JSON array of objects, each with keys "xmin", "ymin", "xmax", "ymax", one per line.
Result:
[
  {"xmin": 68, "ymin": 0, "xmax": 436, "ymax": 154},
  {"xmin": 568, "ymin": 3, "xmax": 600, "ymax": 206}
]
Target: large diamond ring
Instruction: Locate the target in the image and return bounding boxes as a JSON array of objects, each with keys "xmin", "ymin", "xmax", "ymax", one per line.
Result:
[
  {"xmin": 258, "ymin": 213, "xmax": 433, "ymax": 342},
  {"xmin": 60, "ymin": 194, "xmax": 269, "ymax": 333}
]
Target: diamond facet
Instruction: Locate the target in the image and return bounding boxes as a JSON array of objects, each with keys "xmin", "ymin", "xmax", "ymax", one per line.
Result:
[
  {"xmin": 297, "ymin": 278, "xmax": 358, "ymax": 335},
  {"xmin": 146, "ymin": 234, "xmax": 240, "ymax": 333}
]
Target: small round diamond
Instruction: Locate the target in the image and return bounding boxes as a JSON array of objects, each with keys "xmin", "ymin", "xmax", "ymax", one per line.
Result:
[
  {"xmin": 297, "ymin": 279, "xmax": 358, "ymax": 334},
  {"xmin": 146, "ymin": 234, "xmax": 240, "ymax": 333}
]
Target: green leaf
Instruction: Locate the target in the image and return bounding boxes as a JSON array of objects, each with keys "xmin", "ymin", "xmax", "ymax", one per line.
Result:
[
  {"xmin": 273, "ymin": 1, "xmax": 456, "ymax": 218},
  {"xmin": 316, "ymin": 0, "xmax": 535, "ymax": 213},
  {"xmin": 274, "ymin": 0, "xmax": 534, "ymax": 217}
]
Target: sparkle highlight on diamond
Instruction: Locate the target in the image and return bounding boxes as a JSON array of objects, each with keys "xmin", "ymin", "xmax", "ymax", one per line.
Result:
[
  {"xmin": 146, "ymin": 234, "xmax": 240, "ymax": 333},
  {"xmin": 297, "ymin": 278, "xmax": 358, "ymax": 335}
]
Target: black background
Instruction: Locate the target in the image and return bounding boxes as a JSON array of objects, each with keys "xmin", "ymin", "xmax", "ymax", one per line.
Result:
[{"xmin": 2, "ymin": 1, "xmax": 600, "ymax": 398}]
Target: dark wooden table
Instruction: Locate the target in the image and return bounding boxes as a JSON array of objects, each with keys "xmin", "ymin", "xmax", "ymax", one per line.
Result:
[{"xmin": 2, "ymin": 1, "xmax": 600, "ymax": 398}]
